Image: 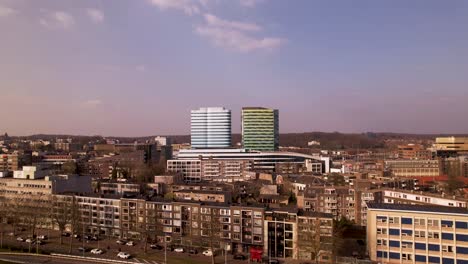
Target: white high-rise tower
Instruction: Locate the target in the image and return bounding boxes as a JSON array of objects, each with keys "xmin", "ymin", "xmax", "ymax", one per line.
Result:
[{"xmin": 191, "ymin": 107, "xmax": 231, "ymax": 149}]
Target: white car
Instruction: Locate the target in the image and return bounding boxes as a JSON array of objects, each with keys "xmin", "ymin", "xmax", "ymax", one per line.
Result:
[
  {"xmin": 174, "ymin": 247, "xmax": 184, "ymax": 253},
  {"xmin": 90, "ymin": 248, "xmax": 104, "ymax": 255},
  {"xmin": 25, "ymin": 238, "xmax": 35, "ymax": 243},
  {"xmin": 117, "ymin": 252, "xmax": 131, "ymax": 259},
  {"xmin": 16, "ymin": 237, "xmax": 24, "ymax": 242},
  {"xmin": 202, "ymin": 249, "xmax": 213, "ymax": 256},
  {"xmin": 125, "ymin": 241, "xmax": 135, "ymax": 246}
]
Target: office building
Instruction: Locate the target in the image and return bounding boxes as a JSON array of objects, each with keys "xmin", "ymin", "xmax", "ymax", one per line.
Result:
[
  {"xmin": 435, "ymin": 137, "xmax": 468, "ymax": 157},
  {"xmin": 384, "ymin": 160, "xmax": 440, "ymax": 178},
  {"xmin": 175, "ymin": 149, "xmax": 323, "ymax": 174},
  {"xmin": 242, "ymin": 107, "xmax": 279, "ymax": 151},
  {"xmin": 381, "ymin": 189, "xmax": 467, "ymax": 208},
  {"xmin": 191, "ymin": 107, "xmax": 231, "ymax": 149},
  {"xmin": 367, "ymin": 203, "xmax": 468, "ymax": 264}
]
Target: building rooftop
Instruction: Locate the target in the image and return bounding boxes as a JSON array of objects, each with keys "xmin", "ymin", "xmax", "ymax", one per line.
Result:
[{"xmin": 367, "ymin": 203, "xmax": 468, "ymax": 215}]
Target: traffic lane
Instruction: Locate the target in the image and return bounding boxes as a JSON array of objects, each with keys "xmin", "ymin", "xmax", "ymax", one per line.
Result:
[{"xmin": 0, "ymin": 254, "xmax": 123, "ymax": 264}]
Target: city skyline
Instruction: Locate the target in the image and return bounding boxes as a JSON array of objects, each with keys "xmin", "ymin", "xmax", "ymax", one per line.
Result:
[{"xmin": 1, "ymin": 0, "xmax": 468, "ymax": 136}]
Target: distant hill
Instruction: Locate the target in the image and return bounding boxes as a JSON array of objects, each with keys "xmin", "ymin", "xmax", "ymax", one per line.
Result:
[{"xmin": 9, "ymin": 132, "xmax": 468, "ymax": 150}]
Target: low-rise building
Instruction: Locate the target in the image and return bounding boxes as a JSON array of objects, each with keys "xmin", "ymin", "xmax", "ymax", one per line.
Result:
[
  {"xmin": 385, "ymin": 159, "xmax": 440, "ymax": 178},
  {"xmin": 380, "ymin": 189, "xmax": 467, "ymax": 208}
]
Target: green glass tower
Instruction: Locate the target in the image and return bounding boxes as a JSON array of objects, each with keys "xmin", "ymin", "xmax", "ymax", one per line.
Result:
[{"xmin": 242, "ymin": 107, "xmax": 279, "ymax": 151}]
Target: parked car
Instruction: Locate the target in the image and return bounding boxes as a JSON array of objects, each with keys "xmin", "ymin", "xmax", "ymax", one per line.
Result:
[
  {"xmin": 78, "ymin": 247, "xmax": 91, "ymax": 252},
  {"xmin": 125, "ymin": 241, "xmax": 135, "ymax": 246},
  {"xmin": 7, "ymin": 232, "xmax": 14, "ymax": 237},
  {"xmin": 16, "ymin": 237, "xmax": 24, "ymax": 242},
  {"xmin": 35, "ymin": 240, "xmax": 44, "ymax": 245},
  {"xmin": 174, "ymin": 247, "xmax": 184, "ymax": 253},
  {"xmin": 116, "ymin": 239, "xmax": 127, "ymax": 245},
  {"xmin": 189, "ymin": 249, "xmax": 198, "ymax": 254},
  {"xmin": 268, "ymin": 259, "xmax": 280, "ymax": 264},
  {"xmin": 62, "ymin": 232, "xmax": 71, "ymax": 237},
  {"xmin": 150, "ymin": 244, "xmax": 163, "ymax": 250},
  {"xmin": 202, "ymin": 249, "xmax": 213, "ymax": 256},
  {"xmin": 25, "ymin": 238, "xmax": 35, "ymax": 243},
  {"xmin": 234, "ymin": 254, "xmax": 247, "ymax": 260},
  {"xmin": 37, "ymin": 235, "xmax": 48, "ymax": 240},
  {"xmin": 73, "ymin": 234, "xmax": 80, "ymax": 239},
  {"xmin": 90, "ymin": 248, "xmax": 104, "ymax": 255},
  {"xmin": 117, "ymin": 252, "xmax": 131, "ymax": 259}
]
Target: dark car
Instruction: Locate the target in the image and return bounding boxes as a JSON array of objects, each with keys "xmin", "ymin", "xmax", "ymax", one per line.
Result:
[
  {"xmin": 78, "ymin": 246, "xmax": 91, "ymax": 252},
  {"xmin": 233, "ymin": 254, "xmax": 247, "ymax": 260},
  {"xmin": 267, "ymin": 260, "xmax": 280, "ymax": 264},
  {"xmin": 62, "ymin": 232, "xmax": 71, "ymax": 237},
  {"xmin": 150, "ymin": 244, "xmax": 163, "ymax": 250},
  {"xmin": 189, "ymin": 249, "xmax": 198, "ymax": 254}
]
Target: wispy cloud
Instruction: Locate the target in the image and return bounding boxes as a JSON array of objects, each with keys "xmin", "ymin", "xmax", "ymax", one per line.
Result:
[
  {"xmin": 0, "ymin": 5, "xmax": 17, "ymax": 17},
  {"xmin": 204, "ymin": 13, "xmax": 261, "ymax": 32},
  {"xmin": 81, "ymin": 99, "xmax": 102, "ymax": 108},
  {"xmin": 148, "ymin": 0, "xmax": 200, "ymax": 15},
  {"xmin": 86, "ymin": 8, "xmax": 104, "ymax": 23},
  {"xmin": 196, "ymin": 13, "xmax": 285, "ymax": 53},
  {"xmin": 195, "ymin": 25, "xmax": 284, "ymax": 52},
  {"xmin": 239, "ymin": 0, "xmax": 266, "ymax": 8},
  {"xmin": 40, "ymin": 11, "xmax": 75, "ymax": 30}
]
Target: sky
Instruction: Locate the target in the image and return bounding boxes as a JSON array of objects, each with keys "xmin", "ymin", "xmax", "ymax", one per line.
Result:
[{"xmin": 1, "ymin": 0, "xmax": 468, "ymax": 136}]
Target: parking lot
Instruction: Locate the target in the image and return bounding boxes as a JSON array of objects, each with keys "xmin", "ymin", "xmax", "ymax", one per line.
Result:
[{"xmin": 0, "ymin": 224, "xmax": 254, "ymax": 264}]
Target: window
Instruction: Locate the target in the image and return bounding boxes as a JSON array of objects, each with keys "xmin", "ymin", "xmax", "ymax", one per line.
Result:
[
  {"xmin": 414, "ymin": 218, "xmax": 425, "ymax": 226},
  {"xmin": 389, "ymin": 229, "xmax": 399, "ymax": 236},
  {"xmin": 401, "ymin": 217, "xmax": 412, "ymax": 225},
  {"xmin": 428, "ymin": 232, "xmax": 439, "ymax": 239},
  {"xmin": 456, "ymin": 221, "xmax": 468, "ymax": 229},
  {"xmin": 415, "ymin": 230, "xmax": 425, "ymax": 238},
  {"xmin": 402, "ymin": 230, "xmax": 412, "ymax": 236},
  {"xmin": 402, "ymin": 242, "xmax": 412, "ymax": 248},
  {"xmin": 456, "ymin": 234, "xmax": 468, "ymax": 242},
  {"xmin": 389, "ymin": 240, "xmax": 400, "ymax": 247},
  {"xmin": 428, "ymin": 244, "xmax": 440, "ymax": 251},
  {"xmin": 377, "ymin": 228, "xmax": 387, "ymax": 235},
  {"xmin": 389, "ymin": 217, "xmax": 400, "ymax": 224},
  {"xmin": 402, "ymin": 253, "xmax": 412, "ymax": 260},
  {"xmin": 442, "ymin": 233, "xmax": 454, "ymax": 240},
  {"xmin": 377, "ymin": 216, "xmax": 387, "ymax": 223},
  {"xmin": 415, "ymin": 243, "xmax": 426, "ymax": 250},
  {"xmin": 442, "ymin": 245, "xmax": 453, "ymax": 252},
  {"xmin": 442, "ymin": 220, "xmax": 454, "ymax": 227},
  {"xmin": 389, "ymin": 252, "xmax": 400, "ymax": 259},
  {"xmin": 428, "ymin": 256, "xmax": 440, "ymax": 263},
  {"xmin": 428, "ymin": 219, "xmax": 439, "ymax": 227},
  {"xmin": 377, "ymin": 239, "xmax": 387, "ymax": 246},
  {"xmin": 415, "ymin": 255, "xmax": 426, "ymax": 262}
]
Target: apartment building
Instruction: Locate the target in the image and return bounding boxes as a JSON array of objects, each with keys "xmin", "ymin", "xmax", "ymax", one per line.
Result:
[
  {"xmin": 264, "ymin": 209, "xmax": 333, "ymax": 261},
  {"xmin": 385, "ymin": 160, "xmax": 440, "ymax": 178},
  {"xmin": 367, "ymin": 203, "xmax": 468, "ymax": 264},
  {"xmin": 173, "ymin": 190, "xmax": 231, "ymax": 203},
  {"xmin": 167, "ymin": 159, "xmax": 252, "ymax": 183},
  {"xmin": 299, "ymin": 186, "xmax": 379, "ymax": 226},
  {"xmin": 381, "ymin": 189, "xmax": 467, "ymax": 208},
  {"xmin": 0, "ymin": 153, "xmax": 18, "ymax": 172},
  {"xmin": 398, "ymin": 144, "xmax": 432, "ymax": 160},
  {"xmin": 76, "ymin": 195, "xmax": 122, "ymax": 237}
]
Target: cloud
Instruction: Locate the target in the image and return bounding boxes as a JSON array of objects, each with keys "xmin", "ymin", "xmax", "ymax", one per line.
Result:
[
  {"xmin": 0, "ymin": 5, "xmax": 17, "ymax": 17},
  {"xmin": 239, "ymin": 0, "xmax": 265, "ymax": 8},
  {"xmin": 86, "ymin": 8, "xmax": 104, "ymax": 23},
  {"xmin": 196, "ymin": 13, "xmax": 285, "ymax": 53},
  {"xmin": 195, "ymin": 25, "xmax": 285, "ymax": 53},
  {"xmin": 203, "ymin": 13, "xmax": 261, "ymax": 32},
  {"xmin": 40, "ymin": 11, "xmax": 75, "ymax": 30},
  {"xmin": 148, "ymin": 0, "xmax": 200, "ymax": 15},
  {"xmin": 81, "ymin": 99, "xmax": 102, "ymax": 108}
]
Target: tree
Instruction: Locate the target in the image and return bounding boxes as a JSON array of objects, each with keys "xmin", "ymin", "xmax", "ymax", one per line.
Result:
[
  {"xmin": 61, "ymin": 161, "xmax": 77, "ymax": 174},
  {"xmin": 51, "ymin": 195, "xmax": 74, "ymax": 245}
]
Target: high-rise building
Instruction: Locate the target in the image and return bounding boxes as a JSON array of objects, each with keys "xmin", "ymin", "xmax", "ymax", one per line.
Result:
[
  {"xmin": 191, "ymin": 107, "xmax": 231, "ymax": 149},
  {"xmin": 242, "ymin": 107, "xmax": 279, "ymax": 151}
]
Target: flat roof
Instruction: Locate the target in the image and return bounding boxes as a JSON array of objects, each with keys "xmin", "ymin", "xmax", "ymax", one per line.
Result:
[{"xmin": 367, "ymin": 203, "xmax": 468, "ymax": 215}]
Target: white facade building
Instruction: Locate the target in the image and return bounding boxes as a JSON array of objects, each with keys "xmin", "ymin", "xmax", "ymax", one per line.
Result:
[{"xmin": 191, "ymin": 107, "xmax": 231, "ymax": 149}]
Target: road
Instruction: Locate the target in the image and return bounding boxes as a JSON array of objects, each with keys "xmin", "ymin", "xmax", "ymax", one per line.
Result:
[{"xmin": 0, "ymin": 253, "xmax": 126, "ymax": 264}]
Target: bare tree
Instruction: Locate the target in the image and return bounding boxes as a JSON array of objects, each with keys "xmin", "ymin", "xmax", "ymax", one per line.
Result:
[{"xmin": 51, "ymin": 195, "xmax": 73, "ymax": 245}]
